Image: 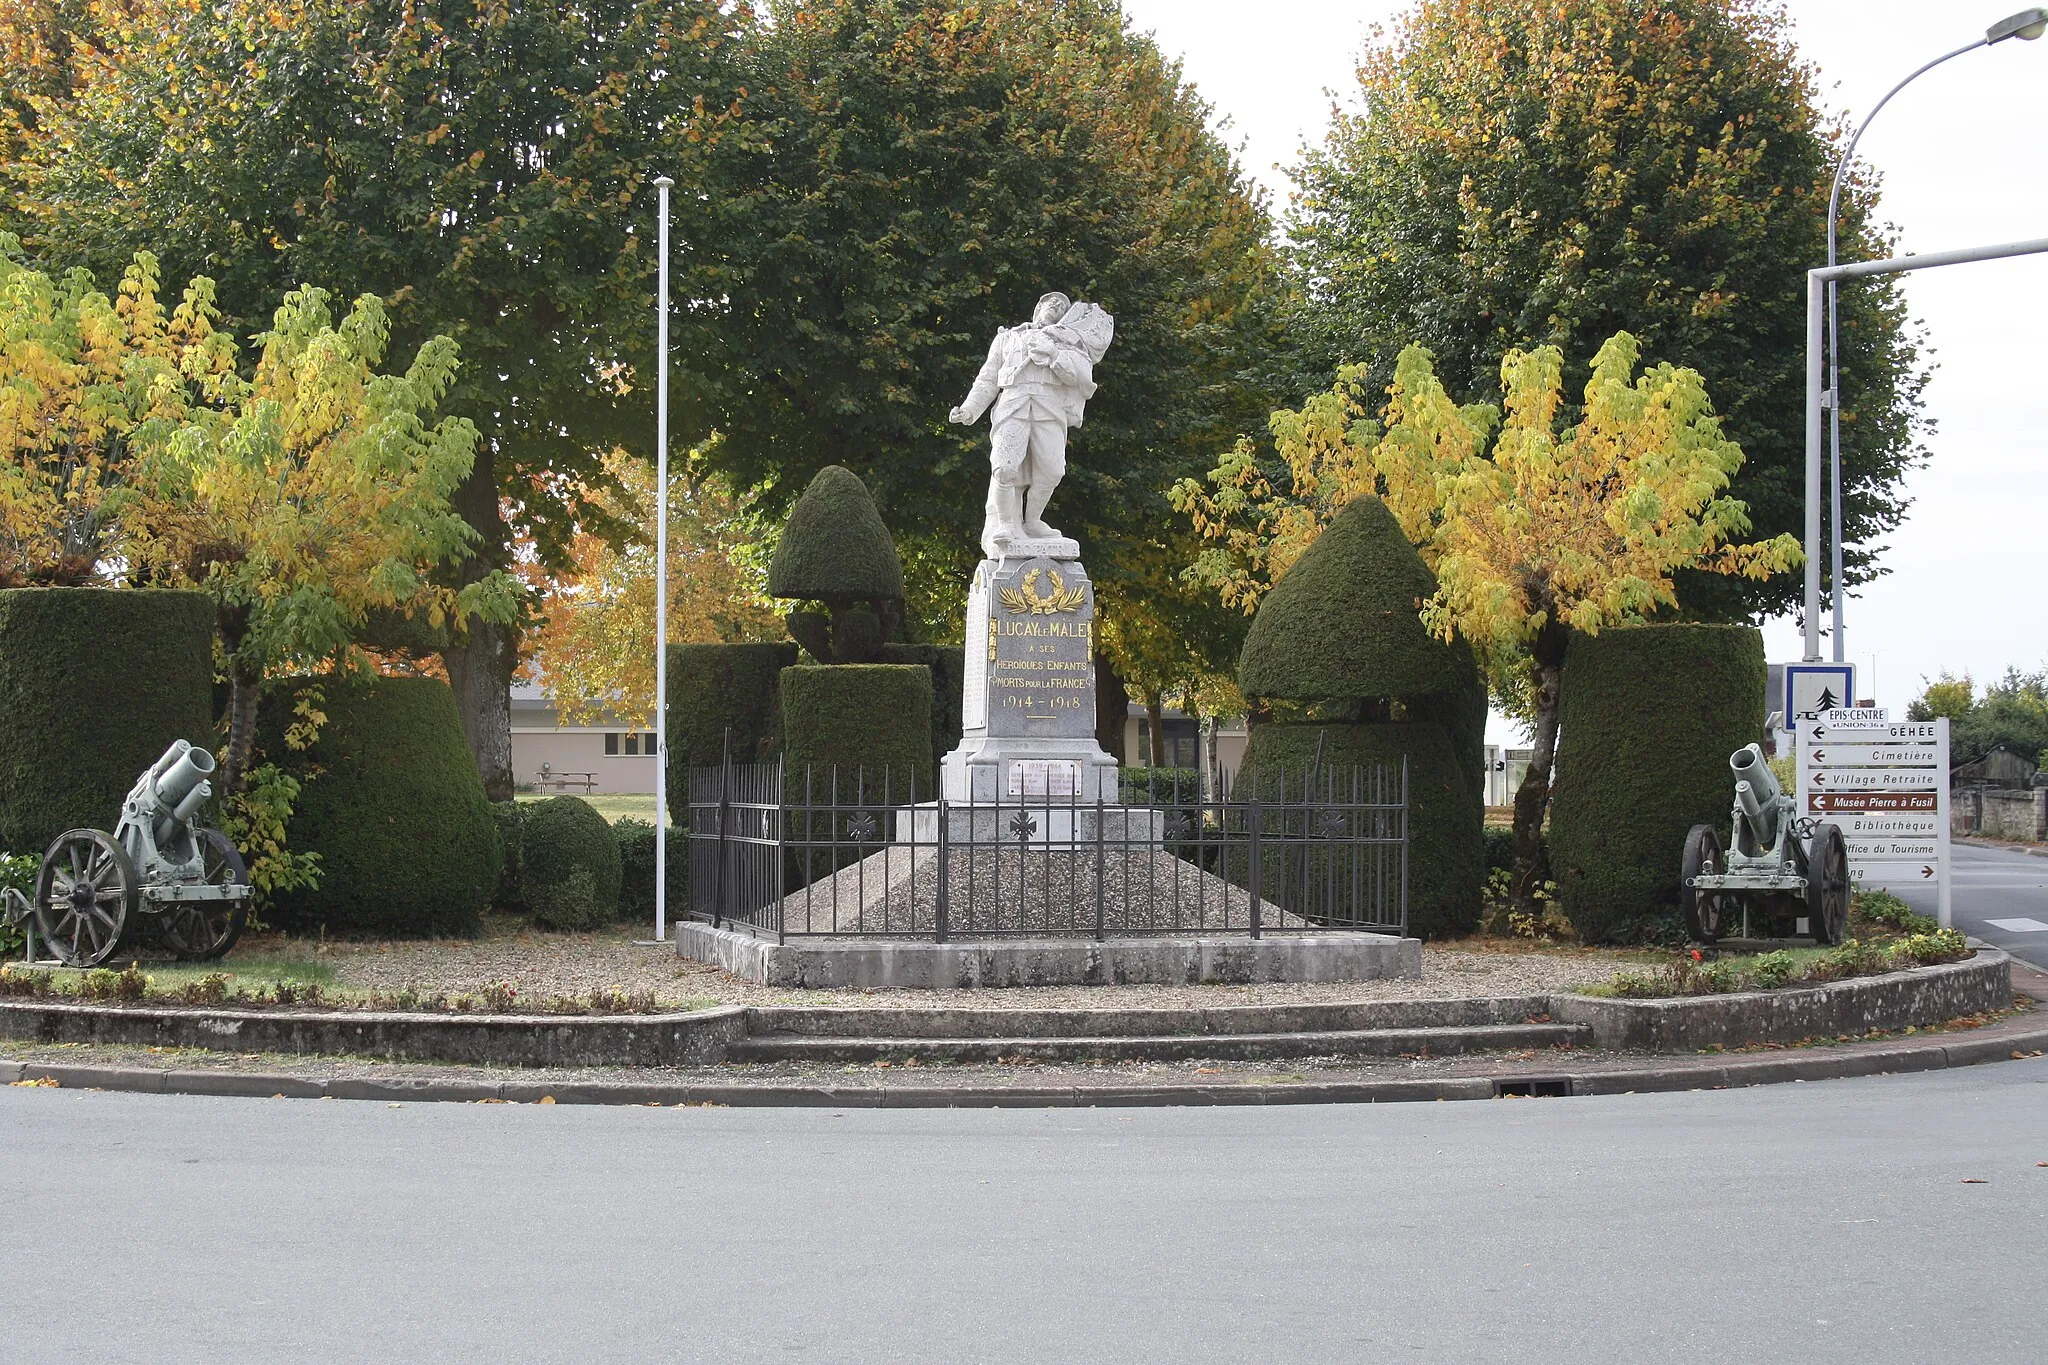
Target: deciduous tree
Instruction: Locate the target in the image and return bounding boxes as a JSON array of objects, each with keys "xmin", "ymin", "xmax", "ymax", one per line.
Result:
[
  {"xmin": 1286, "ymin": 0, "xmax": 1925, "ymax": 622},
  {"xmin": 1179, "ymin": 332, "xmax": 1801, "ymax": 909}
]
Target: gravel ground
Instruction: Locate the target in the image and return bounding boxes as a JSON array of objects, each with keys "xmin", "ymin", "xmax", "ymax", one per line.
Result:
[{"xmin": 229, "ymin": 919, "xmax": 1629, "ymax": 1010}]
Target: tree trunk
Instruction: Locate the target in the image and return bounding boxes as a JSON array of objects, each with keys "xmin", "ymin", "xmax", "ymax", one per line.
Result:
[
  {"xmin": 446, "ymin": 619, "xmax": 517, "ymax": 801},
  {"xmin": 1206, "ymin": 713, "xmax": 1221, "ymax": 802},
  {"xmin": 1144, "ymin": 689, "xmax": 1166, "ymax": 767},
  {"xmin": 444, "ymin": 445, "xmax": 516, "ymax": 801},
  {"xmin": 1511, "ymin": 623, "xmax": 1570, "ymax": 912},
  {"xmin": 222, "ymin": 658, "xmax": 262, "ymax": 796},
  {"xmin": 1093, "ymin": 651, "xmax": 1129, "ymax": 762}
]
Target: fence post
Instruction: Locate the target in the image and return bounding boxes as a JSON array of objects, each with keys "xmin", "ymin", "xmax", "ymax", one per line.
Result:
[
  {"xmin": 775, "ymin": 756, "xmax": 789, "ymax": 944},
  {"xmin": 1093, "ymin": 793, "xmax": 1106, "ymax": 941},
  {"xmin": 1248, "ymin": 787, "xmax": 1263, "ymax": 940},
  {"xmin": 1399, "ymin": 757, "xmax": 1410, "ymax": 938},
  {"xmin": 712, "ymin": 733, "xmax": 733, "ymax": 930},
  {"xmin": 934, "ymin": 796, "xmax": 950, "ymax": 944}
]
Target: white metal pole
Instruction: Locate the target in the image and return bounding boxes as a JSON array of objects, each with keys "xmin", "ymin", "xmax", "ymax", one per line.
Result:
[
  {"xmin": 1804, "ymin": 234, "xmax": 2048, "ymax": 662},
  {"xmin": 654, "ymin": 174, "xmax": 673, "ymax": 943}
]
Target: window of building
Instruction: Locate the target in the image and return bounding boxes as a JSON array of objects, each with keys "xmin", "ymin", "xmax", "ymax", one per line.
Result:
[
  {"xmin": 605, "ymin": 733, "xmax": 620, "ymax": 755},
  {"xmin": 626, "ymin": 733, "xmax": 640, "ymax": 756}
]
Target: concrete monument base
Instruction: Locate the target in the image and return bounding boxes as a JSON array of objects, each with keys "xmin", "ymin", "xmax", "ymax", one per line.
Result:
[{"xmin": 679, "ymin": 920, "xmax": 1421, "ymax": 989}]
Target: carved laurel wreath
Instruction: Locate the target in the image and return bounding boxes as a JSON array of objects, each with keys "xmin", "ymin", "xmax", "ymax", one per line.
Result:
[{"xmin": 997, "ymin": 568, "xmax": 1087, "ymax": 615}]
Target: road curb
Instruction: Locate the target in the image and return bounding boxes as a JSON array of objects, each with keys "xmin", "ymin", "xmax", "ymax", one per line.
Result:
[{"xmin": 6, "ymin": 1021, "xmax": 2043, "ymax": 1108}]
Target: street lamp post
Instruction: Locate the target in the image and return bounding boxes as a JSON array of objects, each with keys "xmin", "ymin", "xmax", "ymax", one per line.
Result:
[{"xmin": 1820, "ymin": 8, "xmax": 2045, "ymax": 665}]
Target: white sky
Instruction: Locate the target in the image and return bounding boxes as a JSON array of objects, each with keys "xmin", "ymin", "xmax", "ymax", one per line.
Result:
[{"xmin": 1121, "ymin": 0, "xmax": 2048, "ymax": 730}]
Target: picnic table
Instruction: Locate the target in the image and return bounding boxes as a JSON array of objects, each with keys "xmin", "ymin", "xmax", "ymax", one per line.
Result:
[{"xmin": 534, "ymin": 771, "xmax": 598, "ymax": 794}]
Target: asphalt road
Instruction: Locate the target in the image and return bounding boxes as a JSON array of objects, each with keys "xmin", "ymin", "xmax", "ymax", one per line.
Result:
[
  {"xmin": 4, "ymin": 1060, "xmax": 2045, "ymax": 1363},
  {"xmin": 1883, "ymin": 841, "xmax": 2048, "ymax": 969}
]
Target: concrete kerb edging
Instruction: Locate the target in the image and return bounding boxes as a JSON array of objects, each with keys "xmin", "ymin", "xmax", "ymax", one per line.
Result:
[
  {"xmin": 0, "ymin": 950, "xmax": 2025, "ymax": 1094},
  {"xmin": 2, "ymin": 1019, "xmax": 2044, "ymax": 1107}
]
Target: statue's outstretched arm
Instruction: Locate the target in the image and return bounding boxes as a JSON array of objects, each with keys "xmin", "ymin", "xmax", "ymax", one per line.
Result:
[{"xmin": 949, "ymin": 335, "xmax": 1005, "ymax": 425}]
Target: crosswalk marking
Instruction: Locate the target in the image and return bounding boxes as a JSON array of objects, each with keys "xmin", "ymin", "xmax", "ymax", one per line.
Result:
[{"xmin": 1983, "ymin": 917, "xmax": 2048, "ymax": 933}]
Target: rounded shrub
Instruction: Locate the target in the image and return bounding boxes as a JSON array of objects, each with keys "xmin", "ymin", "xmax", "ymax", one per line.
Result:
[
  {"xmin": 1550, "ymin": 623, "xmax": 1767, "ymax": 944},
  {"xmin": 1237, "ymin": 497, "xmax": 1476, "ymax": 702},
  {"xmin": 519, "ymin": 796, "xmax": 624, "ymax": 931},
  {"xmin": 261, "ymin": 676, "xmax": 501, "ymax": 937},
  {"xmin": 612, "ymin": 816, "xmax": 663, "ymax": 922},
  {"xmin": 1240, "ymin": 721, "xmax": 1483, "ymax": 940},
  {"xmin": 488, "ymin": 801, "xmax": 526, "ymax": 913},
  {"xmin": 767, "ymin": 465, "xmax": 905, "ymax": 603},
  {"xmin": 0, "ymin": 588, "xmax": 214, "ymax": 855}
]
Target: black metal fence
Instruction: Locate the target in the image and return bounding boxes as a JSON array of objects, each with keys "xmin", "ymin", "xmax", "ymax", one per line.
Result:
[{"xmin": 687, "ymin": 763, "xmax": 1407, "ymax": 942}]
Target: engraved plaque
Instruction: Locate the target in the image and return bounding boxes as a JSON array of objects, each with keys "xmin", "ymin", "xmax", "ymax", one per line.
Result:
[{"xmin": 981, "ymin": 557, "xmax": 1096, "ymax": 738}]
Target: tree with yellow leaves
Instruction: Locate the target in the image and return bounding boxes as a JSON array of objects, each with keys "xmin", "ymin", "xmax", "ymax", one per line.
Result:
[
  {"xmin": 124, "ymin": 279, "xmax": 519, "ymax": 793},
  {"xmin": 1178, "ymin": 332, "xmax": 1800, "ymax": 908},
  {"xmin": 521, "ymin": 444, "xmax": 781, "ymax": 728}
]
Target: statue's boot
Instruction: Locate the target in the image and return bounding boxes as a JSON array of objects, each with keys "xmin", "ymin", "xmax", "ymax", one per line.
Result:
[
  {"xmin": 984, "ymin": 484, "xmax": 1026, "ymax": 549},
  {"xmin": 1022, "ymin": 482, "xmax": 1061, "ymax": 540}
]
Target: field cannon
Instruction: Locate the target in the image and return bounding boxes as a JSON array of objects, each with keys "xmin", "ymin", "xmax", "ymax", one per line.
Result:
[
  {"xmin": 1, "ymin": 740, "xmax": 251, "ymax": 968},
  {"xmin": 1680, "ymin": 743, "xmax": 1848, "ymax": 945}
]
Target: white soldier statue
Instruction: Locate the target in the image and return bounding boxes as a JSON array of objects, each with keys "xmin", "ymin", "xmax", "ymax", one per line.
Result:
[{"xmin": 948, "ymin": 291, "xmax": 1115, "ymax": 556}]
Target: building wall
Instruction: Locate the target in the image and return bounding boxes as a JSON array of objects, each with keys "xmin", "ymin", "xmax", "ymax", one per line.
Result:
[
  {"xmin": 1953, "ymin": 785, "xmax": 2047, "ymax": 842},
  {"xmin": 512, "ymin": 727, "xmax": 659, "ymax": 794}
]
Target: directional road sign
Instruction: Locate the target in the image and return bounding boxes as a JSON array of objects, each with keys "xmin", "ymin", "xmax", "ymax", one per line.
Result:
[{"xmin": 1796, "ymin": 709, "xmax": 1950, "ymax": 927}]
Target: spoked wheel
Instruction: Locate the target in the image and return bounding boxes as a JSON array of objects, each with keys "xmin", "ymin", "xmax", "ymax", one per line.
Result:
[
  {"xmin": 34, "ymin": 829, "xmax": 139, "ymax": 968},
  {"xmin": 156, "ymin": 829, "xmax": 249, "ymax": 961},
  {"xmin": 1807, "ymin": 822, "xmax": 1851, "ymax": 945},
  {"xmin": 1681, "ymin": 823, "xmax": 1729, "ymax": 944}
]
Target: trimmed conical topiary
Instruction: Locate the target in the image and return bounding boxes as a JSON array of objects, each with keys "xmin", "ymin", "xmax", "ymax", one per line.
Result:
[
  {"xmin": 768, "ymin": 465, "xmax": 905, "ymax": 602},
  {"xmin": 1237, "ymin": 495, "xmax": 1476, "ymax": 701}
]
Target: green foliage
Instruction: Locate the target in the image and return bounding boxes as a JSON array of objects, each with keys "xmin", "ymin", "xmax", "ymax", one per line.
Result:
[
  {"xmin": 1237, "ymin": 498, "xmax": 1479, "ymax": 703},
  {"xmin": 664, "ymin": 642, "xmax": 799, "ymax": 825},
  {"xmin": 613, "ymin": 817, "xmax": 661, "ymax": 922},
  {"xmin": 0, "ymin": 587, "xmax": 214, "ymax": 855},
  {"xmin": 488, "ymin": 801, "xmax": 526, "ymax": 914},
  {"xmin": 1240, "ymin": 722, "xmax": 1483, "ymax": 940},
  {"xmin": 13, "ymin": 0, "xmax": 748, "ymax": 572},
  {"xmin": 261, "ymin": 676, "xmax": 501, "ymax": 938},
  {"xmin": 1550, "ymin": 624, "xmax": 1767, "ymax": 944},
  {"xmin": 766, "ymin": 466, "xmax": 906, "ymax": 603},
  {"xmin": 1854, "ymin": 887, "xmax": 1938, "ymax": 937},
  {"xmin": 780, "ymin": 665, "xmax": 936, "ymax": 799},
  {"xmin": 0, "ymin": 850, "xmax": 35, "ymax": 955},
  {"xmin": 685, "ymin": 0, "xmax": 1279, "ymax": 640},
  {"xmin": 1285, "ymin": 0, "xmax": 1926, "ymax": 621},
  {"xmin": 1908, "ymin": 669, "xmax": 2048, "ymax": 767},
  {"xmin": 1119, "ymin": 768, "xmax": 1204, "ymax": 802},
  {"xmin": 879, "ymin": 642, "xmax": 965, "ymax": 770},
  {"xmin": 519, "ymin": 796, "xmax": 624, "ymax": 931}
]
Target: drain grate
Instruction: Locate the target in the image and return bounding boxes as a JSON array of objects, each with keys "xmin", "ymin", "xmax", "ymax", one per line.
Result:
[{"xmin": 1493, "ymin": 1076, "xmax": 1573, "ymax": 1099}]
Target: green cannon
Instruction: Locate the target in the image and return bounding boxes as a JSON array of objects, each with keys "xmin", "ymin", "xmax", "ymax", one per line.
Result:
[
  {"xmin": 1679, "ymin": 743, "xmax": 1849, "ymax": 945},
  {"xmin": 1, "ymin": 740, "xmax": 250, "ymax": 968}
]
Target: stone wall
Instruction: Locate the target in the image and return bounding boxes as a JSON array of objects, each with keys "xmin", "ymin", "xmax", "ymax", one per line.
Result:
[{"xmin": 1953, "ymin": 785, "xmax": 2048, "ymax": 841}]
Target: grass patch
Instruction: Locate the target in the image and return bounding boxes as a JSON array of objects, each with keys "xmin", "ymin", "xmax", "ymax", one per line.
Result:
[{"xmin": 514, "ymin": 792, "xmax": 671, "ymax": 826}]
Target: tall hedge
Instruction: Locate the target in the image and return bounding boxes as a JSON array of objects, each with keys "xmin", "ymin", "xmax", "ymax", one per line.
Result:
[
  {"xmin": 1238, "ymin": 496, "xmax": 1475, "ymax": 701},
  {"xmin": 261, "ymin": 676, "xmax": 501, "ymax": 937},
  {"xmin": 664, "ymin": 642, "xmax": 798, "ymax": 825},
  {"xmin": 780, "ymin": 664, "xmax": 935, "ymax": 800},
  {"xmin": 1550, "ymin": 624, "xmax": 1767, "ymax": 943},
  {"xmin": 1240, "ymin": 721, "xmax": 1483, "ymax": 940},
  {"xmin": 880, "ymin": 642, "xmax": 965, "ymax": 768},
  {"xmin": 0, "ymin": 588, "xmax": 214, "ymax": 855}
]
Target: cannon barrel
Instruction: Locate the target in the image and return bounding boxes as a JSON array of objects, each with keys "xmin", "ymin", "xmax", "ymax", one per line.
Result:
[
  {"xmin": 145, "ymin": 741, "xmax": 215, "ymax": 844},
  {"xmin": 1729, "ymin": 743, "xmax": 1780, "ymax": 847}
]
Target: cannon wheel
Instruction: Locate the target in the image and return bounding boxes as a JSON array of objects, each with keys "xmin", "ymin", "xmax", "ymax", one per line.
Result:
[
  {"xmin": 157, "ymin": 829, "xmax": 249, "ymax": 961},
  {"xmin": 1808, "ymin": 822, "xmax": 1851, "ymax": 945},
  {"xmin": 1681, "ymin": 824, "xmax": 1729, "ymax": 943},
  {"xmin": 34, "ymin": 829, "xmax": 139, "ymax": 968}
]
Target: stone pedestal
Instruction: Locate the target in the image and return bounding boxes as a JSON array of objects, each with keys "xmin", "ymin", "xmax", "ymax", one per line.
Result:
[{"xmin": 940, "ymin": 543, "xmax": 1123, "ymax": 805}]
